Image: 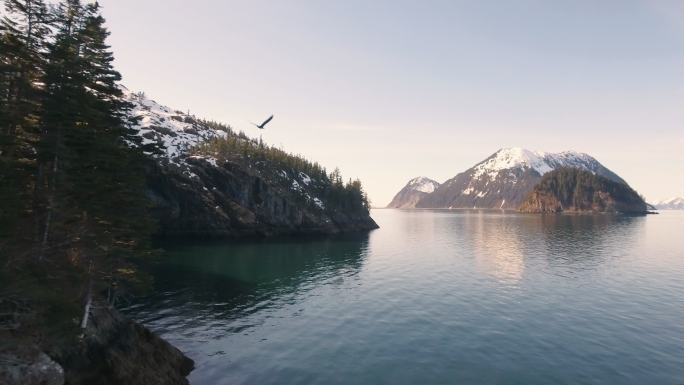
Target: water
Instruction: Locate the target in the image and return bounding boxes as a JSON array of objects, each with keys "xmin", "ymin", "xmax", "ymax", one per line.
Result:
[{"xmin": 126, "ymin": 210, "xmax": 684, "ymax": 385}]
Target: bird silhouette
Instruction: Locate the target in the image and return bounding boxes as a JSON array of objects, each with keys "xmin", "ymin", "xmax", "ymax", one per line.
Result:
[{"xmin": 252, "ymin": 115, "xmax": 273, "ymax": 129}]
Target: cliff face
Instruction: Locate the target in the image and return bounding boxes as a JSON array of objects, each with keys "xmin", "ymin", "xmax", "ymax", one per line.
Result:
[
  {"xmin": 146, "ymin": 157, "xmax": 378, "ymax": 238},
  {"xmin": 518, "ymin": 168, "xmax": 647, "ymax": 214}
]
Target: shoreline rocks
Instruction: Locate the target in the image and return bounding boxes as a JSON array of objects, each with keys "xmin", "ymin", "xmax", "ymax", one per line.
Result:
[
  {"xmin": 56, "ymin": 302, "xmax": 194, "ymax": 385},
  {"xmin": 1, "ymin": 302, "xmax": 194, "ymax": 385}
]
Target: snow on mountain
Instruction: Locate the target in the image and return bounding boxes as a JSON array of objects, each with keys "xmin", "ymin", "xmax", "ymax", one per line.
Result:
[
  {"xmin": 473, "ymin": 148, "xmax": 552, "ymax": 179},
  {"xmin": 387, "ymin": 176, "xmax": 441, "ymax": 208},
  {"xmin": 653, "ymin": 197, "xmax": 684, "ymax": 210},
  {"xmin": 407, "ymin": 176, "xmax": 440, "ymax": 193},
  {"xmin": 121, "ymin": 87, "xmax": 337, "ymax": 214},
  {"xmin": 472, "ymin": 147, "xmax": 624, "ymax": 183},
  {"xmin": 122, "ymin": 87, "xmax": 227, "ymax": 162},
  {"xmin": 415, "ymin": 147, "xmax": 628, "ymax": 209}
]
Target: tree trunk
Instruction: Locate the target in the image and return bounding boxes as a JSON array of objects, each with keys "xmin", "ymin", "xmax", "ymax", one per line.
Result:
[
  {"xmin": 80, "ymin": 278, "xmax": 92, "ymax": 330},
  {"xmin": 38, "ymin": 155, "xmax": 58, "ymax": 260}
]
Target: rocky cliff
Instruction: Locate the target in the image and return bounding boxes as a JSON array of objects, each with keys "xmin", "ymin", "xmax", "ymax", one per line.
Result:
[
  {"xmin": 124, "ymin": 88, "xmax": 377, "ymax": 237},
  {"xmin": 146, "ymin": 156, "xmax": 378, "ymax": 238},
  {"xmin": 519, "ymin": 167, "xmax": 647, "ymax": 214}
]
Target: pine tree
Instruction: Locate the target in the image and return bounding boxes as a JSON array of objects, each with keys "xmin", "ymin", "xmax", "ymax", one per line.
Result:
[
  {"xmin": 66, "ymin": 0, "xmax": 152, "ymax": 257},
  {"xmin": 37, "ymin": 0, "xmax": 86, "ymax": 256},
  {"xmin": 0, "ymin": 0, "xmax": 51, "ymax": 240},
  {"xmin": 0, "ymin": 0, "xmax": 51, "ymax": 138}
]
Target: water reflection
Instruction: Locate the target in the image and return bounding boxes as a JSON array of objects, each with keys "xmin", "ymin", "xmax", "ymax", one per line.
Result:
[
  {"xmin": 125, "ymin": 234, "xmax": 370, "ymax": 337},
  {"xmin": 453, "ymin": 211, "xmax": 645, "ymax": 283},
  {"xmin": 535, "ymin": 214, "xmax": 645, "ymax": 274},
  {"xmin": 465, "ymin": 212, "xmax": 526, "ymax": 283},
  {"xmin": 124, "ymin": 210, "xmax": 684, "ymax": 385}
]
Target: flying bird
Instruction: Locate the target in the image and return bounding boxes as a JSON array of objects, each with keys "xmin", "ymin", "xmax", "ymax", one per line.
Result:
[{"xmin": 252, "ymin": 115, "xmax": 273, "ymax": 129}]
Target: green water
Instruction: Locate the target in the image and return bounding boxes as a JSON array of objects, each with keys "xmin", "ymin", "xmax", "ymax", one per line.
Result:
[{"xmin": 126, "ymin": 209, "xmax": 684, "ymax": 385}]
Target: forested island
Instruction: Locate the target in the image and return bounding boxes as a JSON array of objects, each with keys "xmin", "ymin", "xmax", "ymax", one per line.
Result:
[
  {"xmin": 518, "ymin": 167, "xmax": 648, "ymax": 214},
  {"xmin": 0, "ymin": 1, "xmax": 375, "ymax": 384}
]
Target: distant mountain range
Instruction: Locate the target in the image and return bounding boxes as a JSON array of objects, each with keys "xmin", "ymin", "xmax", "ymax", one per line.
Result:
[
  {"xmin": 653, "ymin": 197, "xmax": 684, "ymax": 210},
  {"xmin": 388, "ymin": 147, "xmax": 631, "ymax": 210}
]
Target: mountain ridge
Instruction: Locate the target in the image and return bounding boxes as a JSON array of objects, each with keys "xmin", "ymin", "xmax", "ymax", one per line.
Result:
[{"xmin": 391, "ymin": 147, "xmax": 631, "ymax": 209}]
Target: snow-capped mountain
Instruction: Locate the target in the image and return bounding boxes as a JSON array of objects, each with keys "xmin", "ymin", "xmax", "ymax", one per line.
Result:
[
  {"xmin": 387, "ymin": 176, "xmax": 441, "ymax": 208},
  {"xmin": 653, "ymin": 197, "xmax": 684, "ymax": 210},
  {"xmin": 415, "ymin": 147, "xmax": 628, "ymax": 209}
]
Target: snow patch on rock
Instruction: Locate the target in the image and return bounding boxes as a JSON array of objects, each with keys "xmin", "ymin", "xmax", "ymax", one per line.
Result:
[{"xmin": 122, "ymin": 87, "xmax": 226, "ymax": 163}]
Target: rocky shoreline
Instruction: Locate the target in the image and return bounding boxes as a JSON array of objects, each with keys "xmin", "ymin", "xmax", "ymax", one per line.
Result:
[{"xmin": 1, "ymin": 302, "xmax": 193, "ymax": 385}]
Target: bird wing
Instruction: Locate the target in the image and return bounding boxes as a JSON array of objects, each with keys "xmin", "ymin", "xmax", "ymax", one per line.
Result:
[{"xmin": 260, "ymin": 115, "xmax": 274, "ymax": 127}]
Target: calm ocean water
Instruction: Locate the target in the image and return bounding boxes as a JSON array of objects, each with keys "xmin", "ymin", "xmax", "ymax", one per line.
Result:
[{"xmin": 125, "ymin": 210, "xmax": 684, "ymax": 385}]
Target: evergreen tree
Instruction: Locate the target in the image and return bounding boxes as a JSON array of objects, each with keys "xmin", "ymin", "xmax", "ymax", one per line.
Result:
[
  {"xmin": 0, "ymin": 0, "xmax": 51, "ymax": 240},
  {"xmin": 0, "ymin": 0, "xmax": 51, "ymax": 138},
  {"xmin": 39, "ymin": 0, "xmax": 152, "ymax": 283}
]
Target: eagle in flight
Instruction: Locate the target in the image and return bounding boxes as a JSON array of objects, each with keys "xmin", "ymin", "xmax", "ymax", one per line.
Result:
[{"xmin": 252, "ymin": 115, "xmax": 273, "ymax": 129}]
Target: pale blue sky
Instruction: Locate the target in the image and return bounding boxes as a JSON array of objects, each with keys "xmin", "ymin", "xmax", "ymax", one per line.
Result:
[{"xmin": 99, "ymin": 0, "xmax": 684, "ymax": 205}]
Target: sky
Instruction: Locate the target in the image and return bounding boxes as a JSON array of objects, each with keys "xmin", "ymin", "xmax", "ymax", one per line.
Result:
[{"xmin": 97, "ymin": 0, "xmax": 684, "ymax": 206}]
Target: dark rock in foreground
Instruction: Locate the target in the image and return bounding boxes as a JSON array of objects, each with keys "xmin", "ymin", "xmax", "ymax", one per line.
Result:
[
  {"xmin": 0, "ymin": 301, "xmax": 193, "ymax": 385},
  {"xmin": 0, "ymin": 347, "xmax": 64, "ymax": 385},
  {"xmin": 56, "ymin": 302, "xmax": 194, "ymax": 385}
]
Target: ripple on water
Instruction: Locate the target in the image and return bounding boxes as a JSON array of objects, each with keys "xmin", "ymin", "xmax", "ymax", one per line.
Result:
[{"xmin": 123, "ymin": 210, "xmax": 684, "ymax": 385}]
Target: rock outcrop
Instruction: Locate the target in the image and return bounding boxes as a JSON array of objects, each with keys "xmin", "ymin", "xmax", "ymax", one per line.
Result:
[
  {"xmin": 0, "ymin": 347, "xmax": 64, "ymax": 385},
  {"xmin": 54, "ymin": 302, "xmax": 194, "ymax": 385},
  {"xmin": 0, "ymin": 299, "xmax": 193, "ymax": 385}
]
